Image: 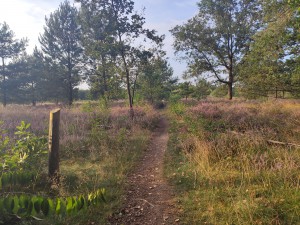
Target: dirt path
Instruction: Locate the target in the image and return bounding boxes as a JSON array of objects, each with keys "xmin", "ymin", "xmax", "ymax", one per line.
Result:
[{"xmin": 109, "ymin": 117, "xmax": 179, "ymax": 225}]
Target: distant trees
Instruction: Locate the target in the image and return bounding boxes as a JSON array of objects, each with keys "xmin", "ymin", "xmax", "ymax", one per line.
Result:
[
  {"xmin": 0, "ymin": 1, "xmax": 176, "ymax": 107},
  {"xmin": 238, "ymin": 0, "xmax": 300, "ymax": 99},
  {"xmin": 39, "ymin": 0, "xmax": 83, "ymax": 105},
  {"xmin": 76, "ymin": 0, "xmax": 164, "ymax": 114},
  {"xmin": 192, "ymin": 79, "xmax": 214, "ymax": 100},
  {"xmin": 6, "ymin": 52, "xmax": 41, "ymax": 105},
  {"xmin": 0, "ymin": 22, "xmax": 27, "ymax": 106},
  {"xmin": 171, "ymin": 0, "xmax": 262, "ymax": 100},
  {"xmin": 138, "ymin": 52, "xmax": 175, "ymax": 103},
  {"xmin": 78, "ymin": 0, "xmax": 117, "ymax": 99},
  {"xmin": 3, "ymin": 0, "xmax": 300, "ymax": 104}
]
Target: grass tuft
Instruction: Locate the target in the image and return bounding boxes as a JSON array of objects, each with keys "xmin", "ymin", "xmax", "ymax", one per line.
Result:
[{"xmin": 165, "ymin": 99, "xmax": 300, "ymax": 224}]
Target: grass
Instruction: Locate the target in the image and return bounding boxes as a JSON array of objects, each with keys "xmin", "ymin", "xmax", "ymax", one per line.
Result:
[
  {"xmin": 165, "ymin": 99, "xmax": 300, "ymax": 224},
  {"xmin": 0, "ymin": 101, "xmax": 160, "ymax": 224}
]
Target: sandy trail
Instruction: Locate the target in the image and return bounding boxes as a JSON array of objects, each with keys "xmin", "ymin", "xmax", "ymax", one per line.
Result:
[{"xmin": 109, "ymin": 117, "xmax": 179, "ymax": 225}]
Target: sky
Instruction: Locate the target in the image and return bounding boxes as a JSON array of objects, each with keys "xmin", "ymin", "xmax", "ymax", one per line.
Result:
[{"xmin": 0, "ymin": 0, "xmax": 199, "ymax": 83}]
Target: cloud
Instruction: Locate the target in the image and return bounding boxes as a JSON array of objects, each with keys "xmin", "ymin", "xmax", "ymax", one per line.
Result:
[
  {"xmin": 0, "ymin": 0, "xmax": 63, "ymax": 52},
  {"xmin": 0, "ymin": 0, "xmax": 197, "ymax": 79}
]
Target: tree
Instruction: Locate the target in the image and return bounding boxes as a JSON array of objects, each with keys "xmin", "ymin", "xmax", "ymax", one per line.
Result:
[
  {"xmin": 171, "ymin": 0, "xmax": 262, "ymax": 100},
  {"xmin": 39, "ymin": 0, "xmax": 83, "ymax": 105},
  {"xmin": 192, "ymin": 78, "xmax": 214, "ymax": 100},
  {"xmin": 138, "ymin": 52, "xmax": 174, "ymax": 103},
  {"xmin": 179, "ymin": 82, "xmax": 193, "ymax": 101},
  {"xmin": 78, "ymin": 2, "xmax": 117, "ymax": 98},
  {"xmin": 0, "ymin": 22, "xmax": 27, "ymax": 106},
  {"xmin": 6, "ymin": 48, "xmax": 49, "ymax": 105},
  {"xmin": 76, "ymin": 0, "xmax": 163, "ymax": 116},
  {"xmin": 238, "ymin": 0, "xmax": 300, "ymax": 99}
]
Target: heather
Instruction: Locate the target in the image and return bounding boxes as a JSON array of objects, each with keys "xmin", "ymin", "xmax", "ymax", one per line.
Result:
[
  {"xmin": 166, "ymin": 99, "xmax": 300, "ymax": 224},
  {"xmin": 0, "ymin": 102, "xmax": 160, "ymax": 224}
]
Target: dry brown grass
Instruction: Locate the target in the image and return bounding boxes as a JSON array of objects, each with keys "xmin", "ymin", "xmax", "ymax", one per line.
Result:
[
  {"xmin": 167, "ymin": 99, "xmax": 300, "ymax": 224},
  {"xmin": 0, "ymin": 101, "xmax": 160, "ymax": 224}
]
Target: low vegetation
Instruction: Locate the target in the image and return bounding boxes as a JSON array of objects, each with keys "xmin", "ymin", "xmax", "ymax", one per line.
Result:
[
  {"xmin": 0, "ymin": 101, "xmax": 160, "ymax": 224},
  {"xmin": 166, "ymin": 99, "xmax": 300, "ymax": 224}
]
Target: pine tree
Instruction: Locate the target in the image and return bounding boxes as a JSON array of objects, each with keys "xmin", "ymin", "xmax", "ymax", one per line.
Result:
[
  {"xmin": 39, "ymin": 0, "xmax": 83, "ymax": 105},
  {"xmin": 0, "ymin": 22, "xmax": 27, "ymax": 106}
]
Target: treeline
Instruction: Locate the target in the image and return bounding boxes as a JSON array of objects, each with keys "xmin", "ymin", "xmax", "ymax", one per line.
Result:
[
  {"xmin": 1, "ymin": 0, "xmax": 300, "ymax": 106},
  {"xmin": 171, "ymin": 0, "xmax": 300, "ymax": 100},
  {"xmin": 0, "ymin": 0, "xmax": 175, "ymax": 107}
]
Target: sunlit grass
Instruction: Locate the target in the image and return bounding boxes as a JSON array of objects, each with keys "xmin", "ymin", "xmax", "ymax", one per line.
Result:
[
  {"xmin": 0, "ymin": 101, "xmax": 158, "ymax": 224},
  {"xmin": 166, "ymin": 99, "xmax": 300, "ymax": 224}
]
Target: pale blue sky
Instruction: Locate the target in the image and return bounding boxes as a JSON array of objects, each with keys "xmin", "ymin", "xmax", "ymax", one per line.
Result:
[{"xmin": 0, "ymin": 0, "xmax": 199, "ymax": 80}]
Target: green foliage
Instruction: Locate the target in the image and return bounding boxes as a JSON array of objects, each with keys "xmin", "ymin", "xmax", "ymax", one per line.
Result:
[
  {"xmin": 178, "ymin": 82, "xmax": 193, "ymax": 100},
  {"xmin": 210, "ymin": 84, "xmax": 228, "ymax": 98},
  {"xmin": 170, "ymin": 102, "xmax": 186, "ymax": 116},
  {"xmin": 3, "ymin": 48, "xmax": 51, "ymax": 106},
  {"xmin": 39, "ymin": 0, "xmax": 83, "ymax": 105},
  {"xmin": 191, "ymin": 79, "xmax": 214, "ymax": 100},
  {"xmin": 77, "ymin": 0, "xmax": 163, "ymax": 109},
  {"xmin": 81, "ymin": 101, "xmax": 94, "ymax": 112},
  {"xmin": 169, "ymin": 89, "xmax": 183, "ymax": 104},
  {"xmin": 138, "ymin": 54, "xmax": 175, "ymax": 103},
  {"xmin": 0, "ymin": 172, "xmax": 35, "ymax": 190},
  {"xmin": 98, "ymin": 95, "xmax": 109, "ymax": 111},
  {"xmin": 0, "ymin": 188, "xmax": 106, "ymax": 223},
  {"xmin": 0, "ymin": 22, "xmax": 27, "ymax": 106},
  {"xmin": 171, "ymin": 0, "xmax": 262, "ymax": 99},
  {"xmin": 0, "ymin": 121, "xmax": 47, "ymax": 173},
  {"xmin": 238, "ymin": 0, "xmax": 300, "ymax": 99}
]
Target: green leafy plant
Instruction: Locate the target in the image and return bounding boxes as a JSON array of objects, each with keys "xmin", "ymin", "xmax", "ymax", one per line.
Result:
[
  {"xmin": 0, "ymin": 188, "xmax": 106, "ymax": 223},
  {"xmin": 0, "ymin": 172, "xmax": 35, "ymax": 190},
  {"xmin": 170, "ymin": 102, "xmax": 186, "ymax": 116},
  {"xmin": 0, "ymin": 121, "xmax": 47, "ymax": 174}
]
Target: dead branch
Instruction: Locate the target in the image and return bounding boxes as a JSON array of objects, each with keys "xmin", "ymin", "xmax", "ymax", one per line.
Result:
[{"xmin": 267, "ymin": 140, "xmax": 300, "ymax": 149}]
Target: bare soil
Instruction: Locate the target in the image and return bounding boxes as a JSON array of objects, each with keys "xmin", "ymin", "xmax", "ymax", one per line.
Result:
[{"xmin": 108, "ymin": 117, "xmax": 180, "ymax": 225}]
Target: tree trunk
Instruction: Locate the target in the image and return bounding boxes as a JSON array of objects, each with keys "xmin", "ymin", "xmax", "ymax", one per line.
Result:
[
  {"xmin": 68, "ymin": 70, "xmax": 73, "ymax": 106},
  {"xmin": 228, "ymin": 82, "xmax": 233, "ymax": 100},
  {"xmin": 101, "ymin": 55, "xmax": 108, "ymax": 93},
  {"xmin": 119, "ymin": 36, "xmax": 134, "ymax": 118},
  {"xmin": 68, "ymin": 82, "xmax": 73, "ymax": 106},
  {"xmin": 2, "ymin": 58, "xmax": 6, "ymax": 107},
  {"xmin": 123, "ymin": 58, "xmax": 134, "ymax": 118},
  {"xmin": 31, "ymin": 83, "xmax": 36, "ymax": 106},
  {"xmin": 228, "ymin": 68, "xmax": 234, "ymax": 100}
]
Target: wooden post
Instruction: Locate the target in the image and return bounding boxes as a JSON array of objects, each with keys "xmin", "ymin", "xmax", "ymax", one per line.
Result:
[{"xmin": 48, "ymin": 108, "xmax": 60, "ymax": 183}]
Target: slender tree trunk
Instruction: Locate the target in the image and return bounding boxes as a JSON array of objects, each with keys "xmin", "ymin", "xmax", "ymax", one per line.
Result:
[
  {"xmin": 2, "ymin": 58, "xmax": 7, "ymax": 107},
  {"xmin": 68, "ymin": 79, "xmax": 73, "ymax": 106},
  {"xmin": 228, "ymin": 68, "xmax": 234, "ymax": 100},
  {"xmin": 119, "ymin": 35, "xmax": 134, "ymax": 118},
  {"xmin": 68, "ymin": 66, "xmax": 73, "ymax": 106},
  {"xmin": 67, "ymin": 41, "xmax": 73, "ymax": 106},
  {"xmin": 101, "ymin": 55, "xmax": 108, "ymax": 93},
  {"xmin": 31, "ymin": 83, "xmax": 36, "ymax": 106},
  {"xmin": 123, "ymin": 57, "xmax": 134, "ymax": 118},
  {"xmin": 132, "ymin": 72, "xmax": 138, "ymax": 106},
  {"xmin": 111, "ymin": 0, "xmax": 134, "ymax": 118},
  {"xmin": 228, "ymin": 82, "xmax": 233, "ymax": 100}
]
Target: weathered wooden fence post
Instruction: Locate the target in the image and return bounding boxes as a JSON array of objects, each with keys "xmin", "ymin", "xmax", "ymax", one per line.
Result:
[{"xmin": 48, "ymin": 108, "xmax": 60, "ymax": 183}]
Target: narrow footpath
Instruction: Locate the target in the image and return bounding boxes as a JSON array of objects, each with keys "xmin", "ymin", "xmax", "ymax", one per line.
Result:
[{"xmin": 109, "ymin": 117, "xmax": 180, "ymax": 225}]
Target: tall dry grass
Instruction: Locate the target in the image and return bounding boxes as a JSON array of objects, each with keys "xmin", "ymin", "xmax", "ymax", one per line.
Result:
[
  {"xmin": 0, "ymin": 102, "xmax": 160, "ymax": 224},
  {"xmin": 167, "ymin": 99, "xmax": 300, "ymax": 224}
]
